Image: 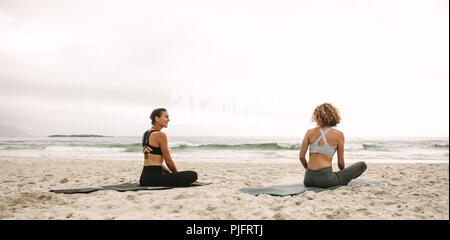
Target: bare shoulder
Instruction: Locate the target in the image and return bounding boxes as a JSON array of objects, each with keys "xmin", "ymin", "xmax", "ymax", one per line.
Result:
[
  {"xmin": 150, "ymin": 131, "xmax": 166, "ymax": 141},
  {"xmin": 305, "ymin": 128, "xmax": 316, "ymax": 137},
  {"xmin": 304, "ymin": 128, "xmax": 318, "ymax": 141},
  {"xmin": 154, "ymin": 131, "xmax": 167, "ymax": 137},
  {"xmin": 332, "ymin": 129, "xmax": 345, "ymax": 138},
  {"xmin": 332, "ymin": 128, "xmax": 343, "ymax": 134},
  {"xmin": 307, "ymin": 127, "xmax": 318, "ymax": 133}
]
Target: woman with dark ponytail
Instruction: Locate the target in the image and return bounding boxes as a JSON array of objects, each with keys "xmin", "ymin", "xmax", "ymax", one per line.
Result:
[{"xmin": 139, "ymin": 108, "xmax": 198, "ymax": 187}]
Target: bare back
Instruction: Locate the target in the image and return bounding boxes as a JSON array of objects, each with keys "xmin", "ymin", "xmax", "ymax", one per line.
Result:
[{"xmin": 300, "ymin": 127, "xmax": 345, "ymax": 170}]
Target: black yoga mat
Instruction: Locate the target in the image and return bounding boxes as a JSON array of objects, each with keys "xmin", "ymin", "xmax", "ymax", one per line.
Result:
[{"xmin": 50, "ymin": 182, "xmax": 212, "ymax": 194}]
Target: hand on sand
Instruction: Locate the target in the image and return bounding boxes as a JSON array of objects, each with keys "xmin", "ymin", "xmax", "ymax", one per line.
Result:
[{"xmin": 191, "ymin": 181, "xmax": 198, "ymax": 185}]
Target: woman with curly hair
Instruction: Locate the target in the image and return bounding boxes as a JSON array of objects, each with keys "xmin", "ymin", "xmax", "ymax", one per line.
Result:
[
  {"xmin": 139, "ymin": 108, "xmax": 198, "ymax": 187},
  {"xmin": 299, "ymin": 103, "xmax": 367, "ymax": 188}
]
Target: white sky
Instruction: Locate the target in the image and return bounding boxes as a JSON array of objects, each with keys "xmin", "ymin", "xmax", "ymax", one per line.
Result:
[{"xmin": 0, "ymin": 0, "xmax": 448, "ymax": 137}]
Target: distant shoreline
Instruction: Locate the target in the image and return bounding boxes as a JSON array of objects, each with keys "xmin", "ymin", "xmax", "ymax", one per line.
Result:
[{"xmin": 48, "ymin": 134, "xmax": 107, "ymax": 137}]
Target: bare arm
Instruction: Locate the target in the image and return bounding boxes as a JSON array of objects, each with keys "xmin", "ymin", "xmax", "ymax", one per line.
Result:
[
  {"xmin": 162, "ymin": 162, "xmax": 172, "ymax": 174},
  {"xmin": 337, "ymin": 132, "xmax": 345, "ymax": 170},
  {"xmin": 299, "ymin": 131, "xmax": 310, "ymax": 169},
  {"xmin": 158, "ymin": 132, "xmax": 178, "ymax": 173}
]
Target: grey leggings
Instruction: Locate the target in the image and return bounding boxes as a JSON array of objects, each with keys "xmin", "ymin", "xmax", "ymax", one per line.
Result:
[{"xmin": 304, "ymin": 161, "xmax": 367, "ymax": 188}]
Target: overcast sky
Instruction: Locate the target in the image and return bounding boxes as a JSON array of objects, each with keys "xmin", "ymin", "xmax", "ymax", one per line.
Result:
[{"xmin": 0, "ymin": 0, "xmax": 448, "ymax": 137}]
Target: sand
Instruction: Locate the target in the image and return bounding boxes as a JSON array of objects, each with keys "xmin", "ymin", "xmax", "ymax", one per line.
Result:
[{"xmin": 0, "ymin": 156, "xmax": 448, "ymax": 220}]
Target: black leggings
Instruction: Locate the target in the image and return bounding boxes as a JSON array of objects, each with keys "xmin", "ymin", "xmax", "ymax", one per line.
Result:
[
  {"xmin": 304, "ymin": 161, "xmax": 367, "ymax": 188},
  {"xmin": 139, "ymin": 166, "xmax": 198, "ymax": 187}
]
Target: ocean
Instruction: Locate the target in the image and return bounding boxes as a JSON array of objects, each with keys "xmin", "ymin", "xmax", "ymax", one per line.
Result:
[{"xmin": 0, "ymin": 136, "xmax": 448, "ymax": 164}]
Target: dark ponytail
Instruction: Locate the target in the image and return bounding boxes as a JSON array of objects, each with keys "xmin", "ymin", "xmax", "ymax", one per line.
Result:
[{"xmin": 150, "ymin": 108, "xmax": 167, "ymax": 125}]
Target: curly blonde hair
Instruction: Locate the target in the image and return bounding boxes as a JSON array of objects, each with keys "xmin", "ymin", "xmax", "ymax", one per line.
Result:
[{"xmin": 311, "ymin": 103, "xmax": 341, "ymax": 127}]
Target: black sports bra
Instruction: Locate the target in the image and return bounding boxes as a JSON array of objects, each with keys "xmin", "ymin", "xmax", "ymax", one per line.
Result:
[{"xmin": 142, "ymin": 130, "xmax": 162, "ymax": 155}]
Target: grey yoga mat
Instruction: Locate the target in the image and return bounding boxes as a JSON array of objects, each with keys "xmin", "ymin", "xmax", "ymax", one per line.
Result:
[
  {"xmin": 49, "ymin": 182, "xmax": 212, "ymax": 194},
  {"xmin": 239, "ymin": 179, "xmax": 385, "ymax": 196}
]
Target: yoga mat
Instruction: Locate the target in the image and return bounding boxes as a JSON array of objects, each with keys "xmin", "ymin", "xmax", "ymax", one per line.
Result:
[
  {"xmin": 50, "ymin": 181, "xmax": 212, "ymax": 194},
  {"xmin": 239, "ymin": 179, "xmax": 385, "ymax": 197}
]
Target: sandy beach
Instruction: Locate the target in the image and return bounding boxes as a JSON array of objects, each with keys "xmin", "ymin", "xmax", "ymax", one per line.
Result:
[{"xmin": 0, "ymin": 156, "xmax": 448, "ymax": 220}]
